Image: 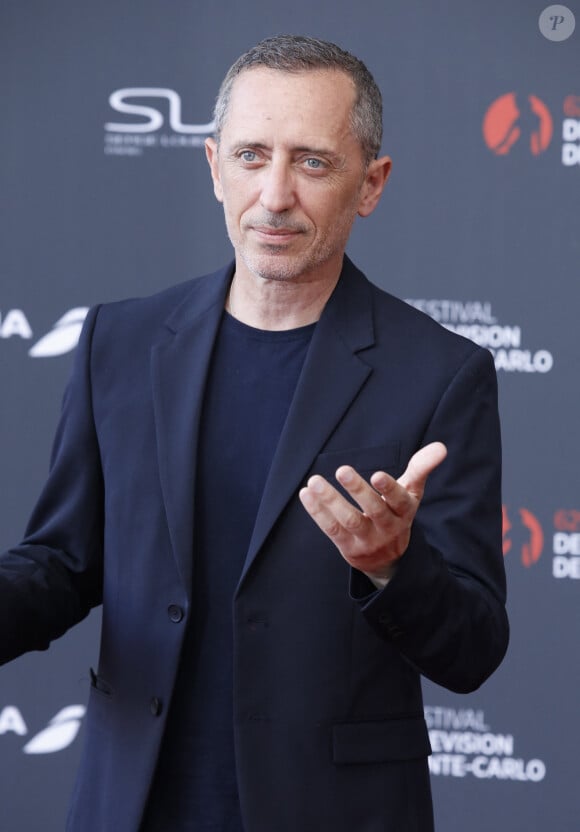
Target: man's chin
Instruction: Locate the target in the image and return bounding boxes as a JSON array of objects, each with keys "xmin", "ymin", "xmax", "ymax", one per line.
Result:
[{"xmin": 243, "ymin": 253, "xmax": 306, "ymax": 283}]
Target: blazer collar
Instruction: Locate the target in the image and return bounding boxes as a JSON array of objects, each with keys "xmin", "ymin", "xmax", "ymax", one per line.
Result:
[
  {"xmin": 151, "ymin": 263, "xmax": 233, "ymax": 594},
  {"xmin": 150, "ymin": 256, "xmax": 377, "ymax": 596},
  {"xmin": 237, "ymin": 255, "xmax": 376, "ymax": 589}
]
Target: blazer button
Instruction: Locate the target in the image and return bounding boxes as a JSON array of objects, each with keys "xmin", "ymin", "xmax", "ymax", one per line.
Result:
[
  {"xmin": 168, "ymin": 604, "xmax": 184, "ymax": 623},
  {"xmin": 150, "ymin": 697, "xmax": 163, "ymax": 717}
]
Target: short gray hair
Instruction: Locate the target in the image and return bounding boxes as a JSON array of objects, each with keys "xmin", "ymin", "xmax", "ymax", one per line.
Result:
[{"xmin": 213, "ymin": 34, "xmax": 383, "ymax": 165}]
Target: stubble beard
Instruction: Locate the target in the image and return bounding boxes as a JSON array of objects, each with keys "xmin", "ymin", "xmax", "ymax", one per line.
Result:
[{"xmin": 230, "ymin": 210, "xmax": 357, "ymax": 285}]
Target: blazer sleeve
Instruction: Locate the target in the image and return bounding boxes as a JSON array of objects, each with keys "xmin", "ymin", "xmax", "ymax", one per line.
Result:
[
  {"xmin": 351, "ymin": 346, "xmax": 509, "ymax": 693},
  {"xmin": 0, "ymin": 305, "xmax": 104, "ymax": 664}
]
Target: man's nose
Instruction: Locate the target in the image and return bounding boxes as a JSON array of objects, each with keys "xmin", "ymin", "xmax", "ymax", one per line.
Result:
[{"xmin": 259, "ymin": 159, "xmax": 296, "ymax": 213}]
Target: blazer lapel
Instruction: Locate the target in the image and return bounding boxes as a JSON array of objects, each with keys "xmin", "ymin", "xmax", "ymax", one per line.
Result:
[
  {"xmin": 238, "ymin": 258, "xmax": 376, "ymax": 588},
  {"xmin": 151, "ymin": 265, "xmax": 232, "ymax": 596}
]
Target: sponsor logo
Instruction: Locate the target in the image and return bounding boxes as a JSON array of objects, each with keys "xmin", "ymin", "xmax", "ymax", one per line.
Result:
[
  {"xmin": 483, "ymin": 92, "xmax": 580, "ymax": 167},
  {"xmin": 0, "ymin": 705, "xmax": 85, "ymax": 754},
  {"xmin": 104, "ymin": 87, "xmax": 214, "ymax": 156},
  {"xmin": 0, "ymin": 307, "xmax": 88, "ymax": 358},
  {"xmin": 501, "ymin": 503, "xmax": 580, "ymax": 581},
  {"xmin": 404, "ymin": 299, "xmax": 554, "ymax": 373},
  {"xmin": 426, "ymin": 706, "xmax": 546, "ymax": 783},
  {"xmin": 483, "ymin": 93, "xmax": 553, "ymax": 156},
  {"xmin": 503, "ymin": 506, "xmax": 544, "ymax": 567},
  {"xmin": 29, "ymin": 308, "xmax": 88, "ymax": 357}
]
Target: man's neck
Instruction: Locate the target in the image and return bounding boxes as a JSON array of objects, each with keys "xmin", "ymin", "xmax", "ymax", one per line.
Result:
[{"xmin": 226, "ymin": 263, "xmax": 342, "ymax": 331}]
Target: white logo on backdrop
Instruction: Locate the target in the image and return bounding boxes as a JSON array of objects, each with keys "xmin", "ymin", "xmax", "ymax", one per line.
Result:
[
  {"xmin": 28, "ymin": 308, "xmax": 89, "ymax": 358},
  {"xmin": 23, "ymin": 706, "xmax": 86, "ymax": 755},
  {"xmin": 0, "ymin": 704, "xmax": 86, "ymax": 755},
  {"xmin": 405, "ymin": 299, "xmax": 554, "ymax": 374},
  {"xmin": 105, "ymin": 88, "xmax": 215, "ymax": 134},
  {"xmin": 1, "ymin": 307, "xmax": 88, "ymax": 357},
  {"xmin": 104, "ymin": 88, "xmax": 214, "ymax": 155},
  {"xmin": 425, "ymin": 706, "xmax": 546, "ymax": 782}
]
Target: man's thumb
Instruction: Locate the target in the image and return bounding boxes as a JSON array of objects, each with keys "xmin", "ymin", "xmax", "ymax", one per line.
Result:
[{"xmin": 398, "ymin": 442, "xmax": 447, "ymax": 497}]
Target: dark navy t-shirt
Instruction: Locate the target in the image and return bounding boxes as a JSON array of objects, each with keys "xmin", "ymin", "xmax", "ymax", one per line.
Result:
[{"xmin": 143, "ymin": 311, "xmax": 315, "ymax": 831}]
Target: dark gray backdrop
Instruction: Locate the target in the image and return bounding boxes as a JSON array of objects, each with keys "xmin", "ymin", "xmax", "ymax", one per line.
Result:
[{"xmin": 1, "ymin": 1, "xmax": 578, "ymax": 829}]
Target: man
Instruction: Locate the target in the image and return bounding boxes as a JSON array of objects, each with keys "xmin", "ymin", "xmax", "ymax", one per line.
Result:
[{"xmin": 0, "ymin": 35, "xmax": 508, "ymax": 831}]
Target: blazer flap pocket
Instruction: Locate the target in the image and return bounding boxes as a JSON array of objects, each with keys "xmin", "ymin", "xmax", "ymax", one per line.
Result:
[
  {"xmin": 332, "ymin": 716, "xmax": 431, "ymax": 764},
  {"xmin": 313, "ymin": 442, "xmax": 401, "ymax": 480}
]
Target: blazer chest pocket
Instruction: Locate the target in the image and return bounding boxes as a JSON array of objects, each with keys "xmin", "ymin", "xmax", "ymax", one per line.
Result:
[
  {"xmin": 311, "ymin": 442, "xmax": 401, "ymax": 482},
  {"xmin": 332, "ymin": 716, "xmax": 431, "ymax": 764}
]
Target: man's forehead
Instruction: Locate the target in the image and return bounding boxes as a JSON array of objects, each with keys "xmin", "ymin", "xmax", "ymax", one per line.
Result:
[
  {"xmin": 221, "ymin": 67, "xmax": 357, "ymax": 141},
  {"xmin": 228, "ymin": 65, "xmax": 356, "ymax": 104}
]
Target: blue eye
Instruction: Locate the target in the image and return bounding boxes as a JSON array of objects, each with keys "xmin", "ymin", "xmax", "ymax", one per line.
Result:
[
  {"xmin": 240, "ymin": 150, "xmax": 257, "ymax": 162},
  {"xmin": 305, "ymin": 158, "xmax": 322, "ymax": 169}
]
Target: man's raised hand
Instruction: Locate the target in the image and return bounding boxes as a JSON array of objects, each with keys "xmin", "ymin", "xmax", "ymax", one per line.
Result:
[{"xmin": 299, "ymin": 442, "xmax": 447, "ymax": 579}]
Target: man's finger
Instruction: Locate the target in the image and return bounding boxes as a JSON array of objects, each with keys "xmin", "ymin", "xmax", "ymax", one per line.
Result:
[
  {"xmin": 368, "ymin": 472, "xmax": 414, "ymax": 517},
  {"xmin": 299, "ymin": 477, "xmax": 364, "ymax": 547},
  {"xmin": 334, "ymin": 465, "xmax": 392, "ymax": 520},
  {"xmin": 397, "ymin": 441, "xmax": 447, "ymax": 498}
]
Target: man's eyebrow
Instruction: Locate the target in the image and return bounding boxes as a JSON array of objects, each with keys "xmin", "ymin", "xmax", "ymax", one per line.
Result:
[
  {"xmin": 292, "ymin": 145, "xmax": 344, "ymax": 162},
  {"xmin": 226, "ymin": 140, "xmax": 343, "ymax": 162},
  {"xmin": 227, "ymin": 141, "xmax": 269, "ymax": 153}
]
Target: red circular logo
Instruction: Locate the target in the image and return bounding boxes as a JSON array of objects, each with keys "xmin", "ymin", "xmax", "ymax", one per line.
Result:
[
  {"xmin": 502, "ymin": 506, "xmax": 544, "ymax": 567},
  {"xmin": 483, "ymin": 93, "xmax": 553, "ymax": 156}
]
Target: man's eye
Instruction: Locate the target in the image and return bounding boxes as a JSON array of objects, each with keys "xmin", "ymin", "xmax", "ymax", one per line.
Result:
[
  {"xmin": 240, "ymin": 150, "xmax": 257, "ymax": 163},
  {"xmin": 305, "ymin": 158, "xmax": 323, "ymax": 169}
]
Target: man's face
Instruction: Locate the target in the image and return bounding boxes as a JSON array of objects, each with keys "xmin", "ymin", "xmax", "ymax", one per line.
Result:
[{"xmin": 206, "ymin": 68, "xmax": 388, "ymax": 286}]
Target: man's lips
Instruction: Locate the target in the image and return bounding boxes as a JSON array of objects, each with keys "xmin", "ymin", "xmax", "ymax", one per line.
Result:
[{"xmin": 252, "ymin": 226, "xmax": 303, "ymax": 239}]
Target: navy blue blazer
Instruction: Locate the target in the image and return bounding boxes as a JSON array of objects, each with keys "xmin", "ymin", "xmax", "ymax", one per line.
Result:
[{"xmin": 0, "ymin": 257, "xmax": 508, "ymax": 831}]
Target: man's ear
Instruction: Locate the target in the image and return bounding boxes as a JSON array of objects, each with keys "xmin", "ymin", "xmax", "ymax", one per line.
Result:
[
  {"xmin": 205, "ymin": 137, "xmax": 224, "ymax": 203},
  {"xmin": 357, "ymin": 155, "xmax": 392, "ymax": 218}
]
